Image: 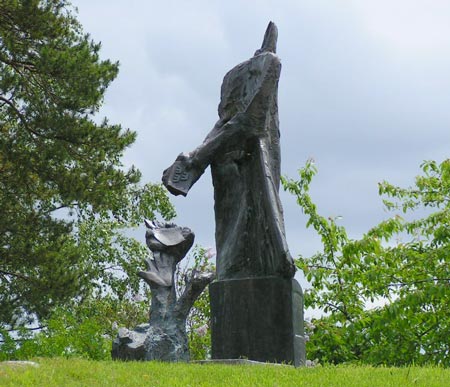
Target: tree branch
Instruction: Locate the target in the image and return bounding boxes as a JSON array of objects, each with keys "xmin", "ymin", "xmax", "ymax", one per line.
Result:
[
  {"xmin": 388, "ymin": 277, "xmax": 450, "ymax": 288},
  {"xmin": 325, "ymin": 302, "xmax": 352, "ymax": 321},
  {"xmin": 0, "ymin": 269, "xmax": 31, "ymax": 282},
  {"xmin": 5, "ymin": 325, "xmax": 46, "ymax": 333},
  {"xmin": 308, "ymin": 264, "xmax": 334, "ymax": 271},
  {"xmin": 0, "ymin": 95, "xmax": 40, "ymax": 137}
]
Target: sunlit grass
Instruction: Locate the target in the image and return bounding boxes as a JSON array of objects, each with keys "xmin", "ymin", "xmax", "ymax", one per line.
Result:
[{"xmin": 0, "ymin": 358, "xmax": 448, "ymax": 387}]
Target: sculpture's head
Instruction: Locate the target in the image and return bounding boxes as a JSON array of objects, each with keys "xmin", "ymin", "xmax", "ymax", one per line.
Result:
[
  {"xmin": 218, "ymin": 21, "xmax": 280, "ymax": 123},
  {"xmin": 254, "ymin": 21, "xmax": 277, "ymax": 56}
]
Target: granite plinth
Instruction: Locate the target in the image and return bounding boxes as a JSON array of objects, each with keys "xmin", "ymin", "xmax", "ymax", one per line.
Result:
[{"xmin": 209, "ymin": 276, "xmax": 305, "ymax": 367}]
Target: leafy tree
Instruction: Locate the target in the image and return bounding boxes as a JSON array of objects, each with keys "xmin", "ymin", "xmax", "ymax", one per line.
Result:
[
  {"xmin": 282, "ymin": 159, "xmax": 450, "ymax": 366},
  {"xmin": 0, "ymin": 295, "xmax": 150, "ymax": 361},
  {"xmin": 0, "ymin": 246, "xmax": 215, "ymax": 361},
  {"xmin": 0, "ymin": 0, "xmax": 175, "ymax": 332}
]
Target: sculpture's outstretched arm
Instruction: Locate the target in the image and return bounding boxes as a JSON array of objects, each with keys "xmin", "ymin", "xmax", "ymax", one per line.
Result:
[
  {"xmin": 161, "ymin": 113, "xmax": 247, "ymax": 196},
  {"xmin": 162, "ymin": 52, "xmax": 281, "ymax": 197}
]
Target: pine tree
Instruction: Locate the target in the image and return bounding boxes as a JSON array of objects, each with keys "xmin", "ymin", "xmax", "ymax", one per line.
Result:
[{"xmin": 0, "ymin": 0, "xmax": 174, "ymax": 328}]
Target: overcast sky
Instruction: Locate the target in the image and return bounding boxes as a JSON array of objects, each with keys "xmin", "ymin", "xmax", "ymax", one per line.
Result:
[{"xmin": 71, "ymin": 0, "xmax": 450, "ymax": 287}]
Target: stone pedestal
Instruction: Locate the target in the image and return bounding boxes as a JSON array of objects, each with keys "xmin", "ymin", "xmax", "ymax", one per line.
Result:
[{"xmin": 209, "ymin": 276, "xmax": 306, "ymax": 367}]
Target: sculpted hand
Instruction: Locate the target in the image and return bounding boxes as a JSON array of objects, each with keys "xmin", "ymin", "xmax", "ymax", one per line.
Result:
[{"xmin": 162, "ymin": 152, "xmax": 204, "ymax": 196}]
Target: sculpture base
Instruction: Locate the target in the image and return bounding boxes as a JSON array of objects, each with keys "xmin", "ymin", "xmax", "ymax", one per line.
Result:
[{"xmin": 209, "ymin": 276, "xmax": 306, "ymax": 367}]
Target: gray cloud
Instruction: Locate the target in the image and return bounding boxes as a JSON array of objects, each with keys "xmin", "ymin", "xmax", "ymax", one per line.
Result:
[{"xmin": 72, "ymin": 0, "xmax": 450, "ymax": 281}]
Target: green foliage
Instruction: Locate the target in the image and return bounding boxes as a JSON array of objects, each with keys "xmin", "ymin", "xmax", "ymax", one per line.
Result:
[
  {"xmin": 75, "ymin": 182, "xmax": 175, "ymax": 300},
  {"xmin": 0, "ymin": 0, "xmax": 180, "ymax": 361},
  {"xmin": 11, "ymin": 308, "xmax": 111, "ymax": 361},
  {"xmin": 0, "ymin": 246, "xmax": 214, "ymax": 361},
  {"xmin": 176, "ymin": 245, "xmax": 215, "ymax": 360},
  {"xmin": 282, "ymin": 159, "xmax": 450, "ymax": 366},
  {"xmin": 0, "ymin": 296, "xmax": 149, "ymax": 361},
  {"xmin": 0, "ymin": 0, "xmax": 175, "ymax": 334},
  {"xmin": 1, "ymin": 358, "xmax": 449, "ymax": 387}
]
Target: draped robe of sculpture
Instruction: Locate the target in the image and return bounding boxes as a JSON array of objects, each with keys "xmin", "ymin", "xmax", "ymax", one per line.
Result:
[{"xmin": 163, "ymin": 22, "xmax": 295, "ymax": 281}]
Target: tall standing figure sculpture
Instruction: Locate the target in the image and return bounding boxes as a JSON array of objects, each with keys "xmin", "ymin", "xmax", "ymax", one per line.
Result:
[{"xmin": 163, "ymin": 22, "xmax": 305, "ymax": 366}]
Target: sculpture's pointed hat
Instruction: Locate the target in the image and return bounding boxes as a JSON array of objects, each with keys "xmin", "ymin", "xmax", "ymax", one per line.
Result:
[{"xmin": 255, "ymin": 21, "xmax": 278, "ymax": 55}]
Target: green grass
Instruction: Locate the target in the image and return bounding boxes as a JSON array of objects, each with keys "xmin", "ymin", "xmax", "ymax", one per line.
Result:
[{"xmin": 0, "ymin": 358, "xmax": 448, "ymax": 387}]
